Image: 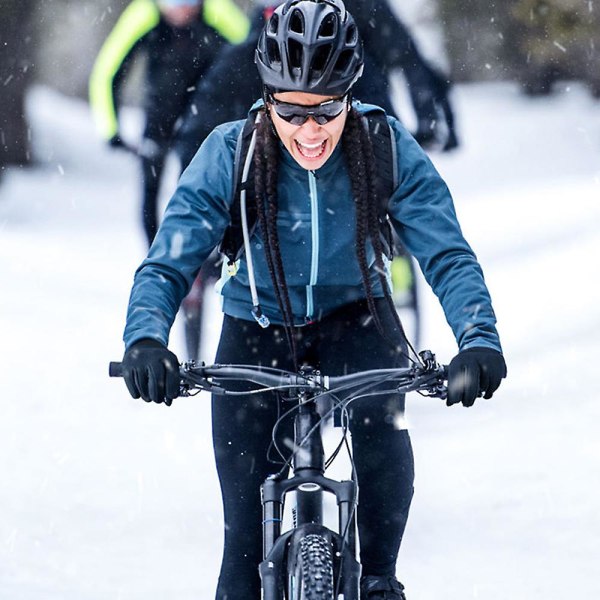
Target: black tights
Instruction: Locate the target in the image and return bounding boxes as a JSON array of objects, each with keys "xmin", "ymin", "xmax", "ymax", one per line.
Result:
[
  {"xmin": 211, "ymin": 300, "xmax": 415, "ymax": 599},
  {"xmin": 140, "ymin": 153, "xmax": 165, "ymax": 247}
]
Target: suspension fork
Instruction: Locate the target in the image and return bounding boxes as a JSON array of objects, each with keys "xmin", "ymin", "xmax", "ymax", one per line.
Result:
[
  {"xmin": 261, "ymin": 398, "xmax": 359, "ymax": 559},
  {"xmin": 261, "ymin": 398, "xmax": 324, "ymax": 556}
]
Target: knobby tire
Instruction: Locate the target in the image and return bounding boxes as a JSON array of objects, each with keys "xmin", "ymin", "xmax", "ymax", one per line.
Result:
[{"xmin": 288, "ymin": 534, "xmax": 334, "ymax": 600}]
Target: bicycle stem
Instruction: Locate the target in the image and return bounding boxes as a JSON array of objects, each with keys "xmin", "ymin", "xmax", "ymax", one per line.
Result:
[{"xmin": 293, "ymin": 399, "xmax": 325, "ymax": 474}]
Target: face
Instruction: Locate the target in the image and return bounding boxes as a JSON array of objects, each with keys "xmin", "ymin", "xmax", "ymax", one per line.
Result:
[
  {"xmin": 159, "ymin": 1, "xmax": 201, "ymax": 27},
  {"xmin": 268, "ymin": 91, "xmax": 349, "ymax": 171}
]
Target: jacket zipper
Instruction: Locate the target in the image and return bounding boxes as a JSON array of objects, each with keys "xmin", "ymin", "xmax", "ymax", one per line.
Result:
[{"xmin": 306, "ymin": 170, "xmax": 319, "ymax": 322}]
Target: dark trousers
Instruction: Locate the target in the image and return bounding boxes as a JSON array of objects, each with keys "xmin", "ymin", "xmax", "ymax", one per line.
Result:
[
  {"xmin": 140, "ymin": 153, "xmax": 165, "ymax": 246},
  {"xmin": 211, "ymin": 299, "xmax": 415, "ymax": 599}
]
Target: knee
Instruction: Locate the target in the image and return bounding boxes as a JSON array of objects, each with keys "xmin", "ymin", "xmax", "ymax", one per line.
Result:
[{"xmin": 351, "ymin": 427, "xmax": 414, "ymax": 479}]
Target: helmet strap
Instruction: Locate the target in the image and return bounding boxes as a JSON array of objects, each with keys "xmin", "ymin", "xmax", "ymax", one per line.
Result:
[
  {"xmin": 261, "ymin": 86, "xmax": 281, "ymax": 140},
  {"xmin": 345, "ymin": 91, "xmax": 353, "ymax": 109}
]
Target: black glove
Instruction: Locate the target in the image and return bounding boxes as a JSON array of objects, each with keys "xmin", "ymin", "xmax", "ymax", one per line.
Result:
[
  {"xmin": 108, "ymin": 134, "xmax": 125, "ymax": 150},
  {"xmin": 122, "ymin": 339, "xmax": 180, "ymax": 406},
  {"xmin": 410, "ymin": 65, "xmax": 459, "ymax": 153},
  {"xmin": 447, "ymin": 347, "xmax": 507, "ymax": 407}
]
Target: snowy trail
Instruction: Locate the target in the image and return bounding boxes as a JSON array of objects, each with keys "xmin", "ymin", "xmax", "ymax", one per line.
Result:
[{"xmin": 1, "ymin": 83, "xmax": 599, "ymax": 599}]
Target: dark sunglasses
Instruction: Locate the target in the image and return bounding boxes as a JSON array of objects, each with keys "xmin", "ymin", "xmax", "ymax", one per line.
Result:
[{"xmin": 268, "ymin": 94, "xmax": 349, "ymax": 126}]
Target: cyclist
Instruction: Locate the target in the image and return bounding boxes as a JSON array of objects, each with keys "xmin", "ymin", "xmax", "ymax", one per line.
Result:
[
  {"xmin": 89, "ymin": 0, "xmax": 249, "ymax": 247},
  {"xmin": 175, "ymin": 0, "xmax": 454, "ymax": 357},
  {"xmin": 119, "ymin": 1, "xmax": 506, "ymax": 598}
]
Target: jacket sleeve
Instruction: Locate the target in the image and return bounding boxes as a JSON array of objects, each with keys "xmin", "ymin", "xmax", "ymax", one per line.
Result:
[
  {"xmin": 123, "ymin": 125, "xmax": 237, "ymax": 349},
  {"xmin": 344, "ymin": 0, "xmax": 421, "ymax": 72},
  {"xmin": 89, "ymin": 0, "xmax": 159, "ymax": 140},
  {"xmin": 386, "ymin": 118, "xmax": 502, "ymax": 353},
  {"xmin": 203, "ymin": 0, "xmax": 250, "ymax": 44}
]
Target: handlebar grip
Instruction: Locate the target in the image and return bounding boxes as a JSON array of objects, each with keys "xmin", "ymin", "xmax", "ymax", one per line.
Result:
[{"xmin": 109, "ymin": 362, "xmax": 124, "ymax": 378}]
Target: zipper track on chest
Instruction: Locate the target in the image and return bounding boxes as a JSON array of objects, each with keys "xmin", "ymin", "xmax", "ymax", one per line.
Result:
[{"xmin": 306, "ymin": 170, "xmax": 320, "ymax": 321}]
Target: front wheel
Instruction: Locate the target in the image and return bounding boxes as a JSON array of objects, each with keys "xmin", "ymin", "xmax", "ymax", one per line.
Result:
[{"xmin": 288, "ymin": 533, "xmax": 334, "ymax": 600}]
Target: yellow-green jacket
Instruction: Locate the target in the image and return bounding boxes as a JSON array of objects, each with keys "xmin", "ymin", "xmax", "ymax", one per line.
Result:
[{"xmin": 89, "ymin": 0, "xmax": 249, "ymax": 142}]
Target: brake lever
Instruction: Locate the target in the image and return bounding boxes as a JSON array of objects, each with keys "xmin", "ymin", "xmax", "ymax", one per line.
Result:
[
  {"xmin": 179, "ymin": 361, "xmax": 223, "ymax": 395},
  {"xmin": 418, "ymin": 349, "xmax": 437, "ymax": 371}
]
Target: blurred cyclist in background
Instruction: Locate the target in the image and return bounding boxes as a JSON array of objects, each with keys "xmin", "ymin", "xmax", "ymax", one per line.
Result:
[
  {"xmin": 90, "ymin": 0, "xmax": 249, "ymax": 360},
  {"xmin": 89, "ymin": 0, "xmax": 249, "ymax": 247}
]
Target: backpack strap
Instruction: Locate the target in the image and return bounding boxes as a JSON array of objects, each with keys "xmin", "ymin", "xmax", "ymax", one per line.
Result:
[
  {"xmin": 220, "ymin": 109, "xmax": 271, "ymax": 328},
  {"xmin": 363, "ymin": 109, "xmax": 398, "ymax": 260},
  {"xmin": 221, "ymin": 106, "xmax": 398, "ymax": 264},
  {"xmin": 219, "ymin": 109, "xmax": 261, "ymax": 265}
]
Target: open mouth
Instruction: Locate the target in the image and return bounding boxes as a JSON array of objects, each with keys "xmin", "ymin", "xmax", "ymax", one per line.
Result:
[{"xmin": 295, "ymin": 139, "xmax": 327, "ymax": 160}]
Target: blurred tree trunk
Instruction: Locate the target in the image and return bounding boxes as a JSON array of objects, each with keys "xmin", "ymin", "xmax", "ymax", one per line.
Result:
[
  {"xmin": 0, "ymin": 0, "xmax": 36, "ymax": 167},
  {"xmin": 31, "ymin": 0, "xmax": 129, "ymax": 99},
  {"xmin": 438, "ymin": 0, "xmax": 600, "ymax": 93},
  {"xmin": 502, "ymin": 0, "xmax": 600, "ymax": 96}
]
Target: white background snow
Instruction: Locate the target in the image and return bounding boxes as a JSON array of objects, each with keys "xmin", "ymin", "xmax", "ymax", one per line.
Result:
[{"xmin": 1, "ymin": 78, "xmax": 600, "ymax": 599}]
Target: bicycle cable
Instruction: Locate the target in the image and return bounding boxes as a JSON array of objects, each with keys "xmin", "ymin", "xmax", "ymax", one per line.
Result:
[{"xmin": 266, "ymin": 369, "xmax": 408, "ymax": 478}]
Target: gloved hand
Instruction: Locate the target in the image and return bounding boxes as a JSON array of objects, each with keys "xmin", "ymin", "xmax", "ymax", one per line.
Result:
[
  {"xmin": 108, "ymin": 134, "xmax": 125, "ymax": 149},
  {"xmin": 447, "ymin": 347, "xmax": 507, "ymax": 407},
  {"xmin": 410, "ymin": 66, "xmax": 459, "ymax": 153},
  {"xmin": 121, "ymin": 339, "xmax": 180, "ymax": 406}
]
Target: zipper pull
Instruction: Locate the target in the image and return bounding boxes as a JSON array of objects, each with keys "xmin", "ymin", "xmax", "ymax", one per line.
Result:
[
  {"xmin": 251, "ymin": 306, "xmax": 270, "ymax": 328},
  {"xmin": 226, "ymin": 260, "xmax": 239, "ymax": 276}
]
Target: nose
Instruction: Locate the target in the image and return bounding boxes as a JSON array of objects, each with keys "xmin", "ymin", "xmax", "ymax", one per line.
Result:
[{"xmin": 302, "ymin": 116, "xmax": 322, "ymax": 132}]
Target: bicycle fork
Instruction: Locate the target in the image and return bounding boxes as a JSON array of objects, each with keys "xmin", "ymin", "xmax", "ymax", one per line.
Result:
[{"xmin": 259, "ymin": 401, "xmax": 361, "ymax": 599}]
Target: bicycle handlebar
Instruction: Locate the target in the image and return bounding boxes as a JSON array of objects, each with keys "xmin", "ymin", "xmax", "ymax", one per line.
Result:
[
  {"xmin": 109, "ymin": 350, "xmax": 448, "ymax": 399},
  {"xmin": 109, "ymin": 362, "xmax": 124, "ymax": 378},
  {"xmin": 118, "ymin": 138, "xmax": 161, "ymax": 160}
]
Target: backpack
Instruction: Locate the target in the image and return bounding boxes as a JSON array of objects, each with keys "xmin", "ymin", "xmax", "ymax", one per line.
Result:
[{"xmin": 219, "ymin": 106, "xmax": 398, "ymax": 269}]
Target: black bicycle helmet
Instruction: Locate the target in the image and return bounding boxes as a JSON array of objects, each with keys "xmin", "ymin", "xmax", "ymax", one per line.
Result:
[{"xmin": 255, "ymin": 0, "xmax": 364, "ymax": 96}]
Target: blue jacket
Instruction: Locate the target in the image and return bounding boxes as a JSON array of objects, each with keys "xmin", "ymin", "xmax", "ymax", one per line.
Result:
[{"xmin": 123, "ymin": 102, "xmax": 501, "ymax": 353}]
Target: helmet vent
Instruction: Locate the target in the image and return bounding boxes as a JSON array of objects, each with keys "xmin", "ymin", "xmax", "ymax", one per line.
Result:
[
  {"xmin": 288, "ymin": 38, "xmax": 304, "ymax": 70},
  {"xmin": 266, "ymin": 38, "xmax": 282, "ymax": 66},
  {"xmin": 318, "ymin": 13, "xmax": 337, "ymax": 38},
  {"xmin": 334, "ymin": 49, "xmax": 353, "ymax": 74},
  {"xmin": 289, "ymin": 9, "xmax": 305, "ymax": 34},
  {"xmin": 345, "ymin": 23, "xmax": 357, "ymax": 44},
  {"xmin": 311, "ymin": 44, "xmax": 332, "ymax": 73},
  {"xmin": 268, "ymin": 13, "xmax": 279, "ymax": 35}
]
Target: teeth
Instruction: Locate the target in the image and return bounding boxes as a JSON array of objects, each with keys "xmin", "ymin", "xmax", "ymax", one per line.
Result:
[
  {"xmin": 299, "ymin": 141, "xmax": 323, "ymax": 149},
  {"xmin": 296, "ymin": 140, "xmax": 326, "ymax": 158}
]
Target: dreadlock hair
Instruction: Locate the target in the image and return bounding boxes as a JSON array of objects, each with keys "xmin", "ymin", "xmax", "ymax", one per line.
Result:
[
  {"xmin": 253, "ymin": 106, "xmax": 412, "ymax": 367},
  {"xmin": 254, "ymin": 111, "xmax": 298, "ymax": 367},
  {"xmin": 341, "ymin": 107, "xmax": 411, "ymax": 351}
]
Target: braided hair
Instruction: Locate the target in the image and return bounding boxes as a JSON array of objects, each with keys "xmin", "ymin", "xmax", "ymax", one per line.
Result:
[
  {"xmin": 253, "ymin": 113, "xmax": 298, "ymax": 364},
  {"xmin": 253, "ymin": 107, "xmax": 410, "ymax": 366}
]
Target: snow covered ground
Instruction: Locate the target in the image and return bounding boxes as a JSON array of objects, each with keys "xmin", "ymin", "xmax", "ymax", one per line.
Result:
[{"xmin": 1, "ymin": 81, "xmax": 599, "ymax": 599}]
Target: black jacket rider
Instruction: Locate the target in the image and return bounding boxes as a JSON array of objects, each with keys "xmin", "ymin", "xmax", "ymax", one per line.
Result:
[{"xmin": 175, "ymin": 0, "xmax": 457, "ymax": 168}]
